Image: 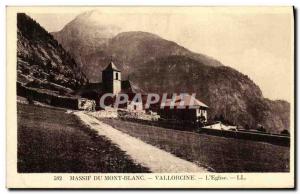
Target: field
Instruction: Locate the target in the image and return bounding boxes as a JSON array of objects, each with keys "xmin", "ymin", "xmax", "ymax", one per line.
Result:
[
  {"xmin": 99, "ymin": 118, "xmax": 290, "ymax": 172},
  {"xmin": 17, "ymin": 102, "xmax": 290, "ymax": 173},
  {"xmin": 17, "ymin": 103, "xmax": 149, "ymax": 173}
]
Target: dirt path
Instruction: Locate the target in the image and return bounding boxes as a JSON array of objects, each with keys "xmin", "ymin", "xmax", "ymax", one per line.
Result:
[{"xmin": 75, "ymin": 112, "xmax": 207, "ymax": 173}]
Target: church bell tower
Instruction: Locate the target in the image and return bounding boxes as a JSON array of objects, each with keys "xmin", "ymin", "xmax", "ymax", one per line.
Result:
[{"xmin": 102, "ymin": 61, "xmax": 121, "ymax": 95}]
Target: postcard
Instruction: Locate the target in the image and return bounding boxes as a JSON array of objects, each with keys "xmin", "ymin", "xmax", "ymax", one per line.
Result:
[{"xmin": 6, "ymin": 6, "xmax": 294, "ymax": 188}]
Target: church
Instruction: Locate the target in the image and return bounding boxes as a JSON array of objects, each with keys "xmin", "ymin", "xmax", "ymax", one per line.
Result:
[
  {"xmin": 78, "ymin": 60, "xmax": 209, "ymax": 123},
  {"xmin": 77, "ymin": 61, "xmax": 144, "ymax": 111}
]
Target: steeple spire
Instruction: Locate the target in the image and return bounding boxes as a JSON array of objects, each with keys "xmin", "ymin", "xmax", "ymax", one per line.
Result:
[{"xmin": 104, "ymin": 60, "xmax": 121, "ymax": 72}]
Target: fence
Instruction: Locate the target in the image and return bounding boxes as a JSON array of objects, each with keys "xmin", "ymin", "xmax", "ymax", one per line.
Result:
[
  {"xmin": 118, "ymin": 116, "xmax": 290, "ymax": 146},
  {"xmin": 119, "ymin": 117, "xmax": 199, "ymax": 132},
  {"xmin": 199, "ymin": 128, "xmax": 290, "ymax": 147}
]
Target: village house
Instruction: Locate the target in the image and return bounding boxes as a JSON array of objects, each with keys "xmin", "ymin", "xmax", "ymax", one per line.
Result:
[{"xmin": 156, "ymin": 94, "xmax": 209, "ymax": 123}]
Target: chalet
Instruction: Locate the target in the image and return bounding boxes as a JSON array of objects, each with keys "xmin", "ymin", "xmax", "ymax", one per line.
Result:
[{"xmin": 157, "ymin": 94, "xmax": 209, "ymax": 123}]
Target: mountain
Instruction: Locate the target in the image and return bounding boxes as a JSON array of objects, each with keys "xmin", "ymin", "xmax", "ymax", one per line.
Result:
[
  {"xmin": 52, "ymin": 11, "xmax": 290, "ymax": 133},
  {"xmin": 17, "ymin": 13, "xmax": 87, "ymax": 95},
  {"xmin": 52, "ymin": 11, "xmax": 222, "ymax": 82},
  {"xmin": 130, "ymin": 55, "xmax": 290, "ymax": 133}
]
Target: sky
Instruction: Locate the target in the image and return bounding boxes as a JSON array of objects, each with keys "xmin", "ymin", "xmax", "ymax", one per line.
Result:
[{"xmin": 28, "ymin": 7, "xmax": 293, "ymax": 102}]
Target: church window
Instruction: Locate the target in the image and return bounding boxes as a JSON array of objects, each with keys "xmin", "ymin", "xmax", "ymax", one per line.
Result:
[{"xmin": 115, "ymin": 72, "xmax": 119, "ymax": 80}]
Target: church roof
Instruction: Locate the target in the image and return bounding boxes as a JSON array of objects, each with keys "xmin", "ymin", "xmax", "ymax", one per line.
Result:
[
  {"xmin": 103, "ymin": 61, "xmax": 121, "ymax": 72},
  {"xmin": 76, "ymin": 80, "xmax": 144, "ymax": 96},
  {"xmin": 121, "ymin": 80, "xmax": 145, "ymax": 94}
]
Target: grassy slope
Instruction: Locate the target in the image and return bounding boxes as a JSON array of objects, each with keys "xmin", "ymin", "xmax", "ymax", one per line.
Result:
[
  {"xmin": 17, "ymin": 103, "xmax": 149, "ymax": 173},
  {"xmin": 100, "ymin": 118, "xmax": 289, "ymax": 172}
]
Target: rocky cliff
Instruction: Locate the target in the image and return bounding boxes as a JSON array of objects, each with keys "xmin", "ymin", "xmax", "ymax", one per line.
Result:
[{"xmin": 17, "ymin": 13, "xmax": 87, "ymax": 95}]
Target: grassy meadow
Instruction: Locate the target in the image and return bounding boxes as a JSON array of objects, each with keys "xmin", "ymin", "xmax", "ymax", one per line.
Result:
[
  {"xmin": 17, "ymin": 103, "xmax": 149, "ymax": 173},
  {"xmin": 100, "ymin": 118, "xmax": 290, "ymax": 172}
]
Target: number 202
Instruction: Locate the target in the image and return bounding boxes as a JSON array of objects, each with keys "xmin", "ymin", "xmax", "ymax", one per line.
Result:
[{"xmin": 54, "ymin": 176, "xmax": 62, "ymax": 181}]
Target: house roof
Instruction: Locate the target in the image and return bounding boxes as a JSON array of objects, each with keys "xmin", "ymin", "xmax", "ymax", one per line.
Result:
[
  {"xmin": 103, "ymin": 61, "xmax": 121, "ymax": 72},
  {"xmin": 162, "ymin": 94, "xmax": 208, "ymax": 108},
  {"xmin": 203, "ymin": 122, "xmax": 237, "ymax": 130}
]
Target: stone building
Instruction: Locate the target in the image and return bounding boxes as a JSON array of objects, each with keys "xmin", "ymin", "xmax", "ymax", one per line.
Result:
[
  {"xmin": 102, "ymin": 61, "xmax": 121, "ymax": 94},
  {"xmin": 77, "ymin": 61, "xmax": 144, "ymax": 110}
]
